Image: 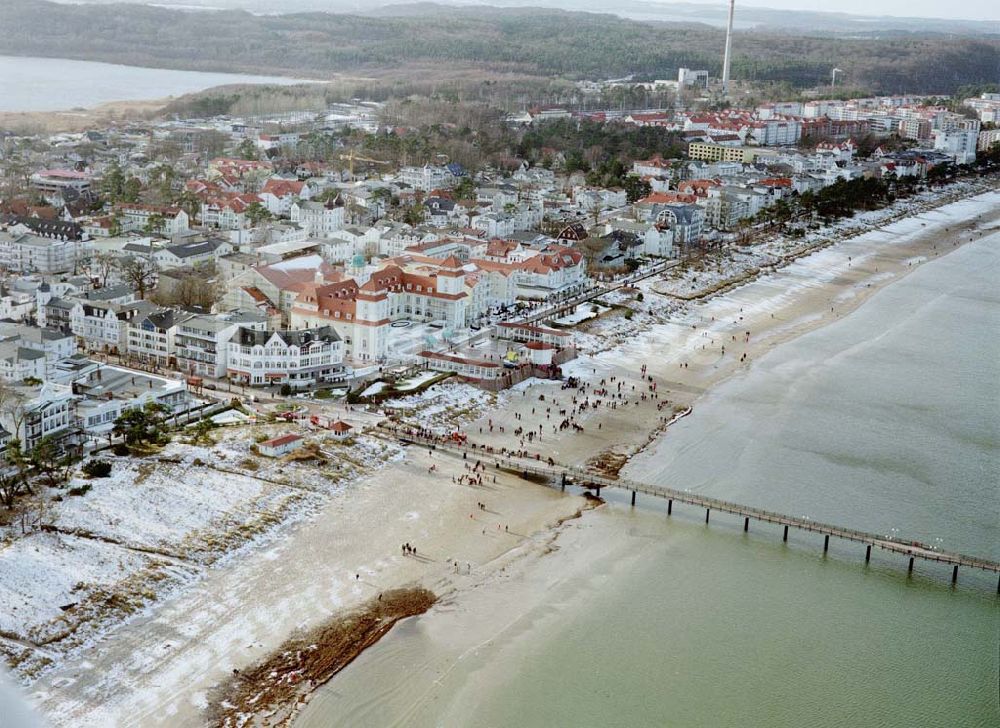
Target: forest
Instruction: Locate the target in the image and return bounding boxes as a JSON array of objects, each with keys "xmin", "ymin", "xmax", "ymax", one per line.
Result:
[{"xmin": 1, "ymin": 0, "xmax": 997, "ymax": 95}]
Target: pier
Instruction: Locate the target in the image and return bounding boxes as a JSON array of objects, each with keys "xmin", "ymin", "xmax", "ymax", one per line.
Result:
[{"xmin": 396, "ymin": 432, "xmax": 1000, "ymax": 591}]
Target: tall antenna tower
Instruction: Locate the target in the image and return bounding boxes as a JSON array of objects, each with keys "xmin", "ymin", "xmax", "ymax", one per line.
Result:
[{"xmin": 722, "ymin": 0, "xmax": 736, "ymax": 95}]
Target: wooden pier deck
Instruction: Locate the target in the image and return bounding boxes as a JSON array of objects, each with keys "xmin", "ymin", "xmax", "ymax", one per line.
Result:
[{"xmin": 395, "ymin": 432, "xmax": 1000, "ymax": 589}]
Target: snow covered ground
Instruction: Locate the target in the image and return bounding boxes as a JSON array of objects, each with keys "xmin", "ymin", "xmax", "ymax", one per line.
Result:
[
  {"xmin": 0, "ymin": 425, "xmax": 400, "ymax": 680},
  {"xmin": 394, "ymin": 370, "xmax": 440, "ymax": 392},
  {"xmin": 54, "ymin": 457, "xmax": 310, "ymax": 563},
  {"xmin": 551, "ymin": 302, "xmax": 611, "ymax": 326},
  {"xmin": 383, "ymin": 383, "xmax": 497, "ymax": 434},
  {"xmin": 360, "ymin": 380, "xmax": 389, "ymax": 397},
  {"xmin": 0, "ymin": 533, "xmax": 187, "ymax": 645}
]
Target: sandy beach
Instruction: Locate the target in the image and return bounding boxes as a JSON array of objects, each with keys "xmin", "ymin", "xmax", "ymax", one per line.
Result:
[{"xmin": 23, "ymin": 185, "xmax": 1000, "ymax": 726}]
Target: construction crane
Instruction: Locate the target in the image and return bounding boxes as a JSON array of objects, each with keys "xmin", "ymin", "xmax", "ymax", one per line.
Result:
[
  {"xmin": 831, "ymin": 68, "xmax": 843, "ymax": 88},
  {"xmin": 338, "ymin": 151, "xmax": 390, "ymax": 177}
]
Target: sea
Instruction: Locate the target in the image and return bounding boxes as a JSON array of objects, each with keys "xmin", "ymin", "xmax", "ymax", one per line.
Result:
[
  {"xmin": 0, "ymin": 55, "xmax": 306, "ymax": 113},
  {"xmin": 295, "ymin": 229, "xmax": 999, "ymax": 726}
]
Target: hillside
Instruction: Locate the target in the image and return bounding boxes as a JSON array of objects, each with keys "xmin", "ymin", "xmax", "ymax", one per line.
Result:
[{"xmin": 3, "ymin": 0, "xmax": 998, "ymax": 93}]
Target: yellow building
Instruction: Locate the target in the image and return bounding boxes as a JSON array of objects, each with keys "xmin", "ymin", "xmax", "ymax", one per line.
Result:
[{"xmin": 688, "ymin": 142, "xmax": 763, "ymax": 163}]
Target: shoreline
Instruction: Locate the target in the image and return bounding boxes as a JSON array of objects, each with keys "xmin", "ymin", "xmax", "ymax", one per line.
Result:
[
  {"xmin": 24, "ymin": 186, "xmax": 1000, "ymax": 725},
  {"xmin": 289, "ymin": 186, "xmax": 1000, "ymax": 722},
  {"xmin": 209, "ymin": 587, "xmax": 437, "ymax": 728}
]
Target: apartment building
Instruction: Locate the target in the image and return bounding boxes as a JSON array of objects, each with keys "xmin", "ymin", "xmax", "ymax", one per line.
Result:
[
  {"xmin": 226, "ymin": 326, "xmax": 344, "ymax": 388},
  {"xmin": 174, "ymin": 310, "xmax": 269, "ymax": 378},
  {"xmin": 290, "ymin": 200, "xmax": 345, "ymax": 237},
  {"xmin": 0, "ymin": 229, "xmax": 88, "ymax": 274},
  {"xmin": 126, "ymin": 309, "xmax": 191, "ymax": 367},
  {"xmin": 70, "ymin": 299, "xmax": 160, "ymax": 353}
]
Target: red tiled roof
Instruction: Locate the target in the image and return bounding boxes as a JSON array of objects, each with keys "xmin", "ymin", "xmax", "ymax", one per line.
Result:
[
  {"xmin": 262, "ymin": 433, "xmax": 303, "ymax": 448},
  {"xmin": 261, "ymin": 179, "xmax": 305, "ymax": 198}
]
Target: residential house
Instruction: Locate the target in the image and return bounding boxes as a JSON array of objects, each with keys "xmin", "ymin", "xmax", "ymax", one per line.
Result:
[
  {"xmin": 0, "ymin": 382, "xmax": 76, "ymax": 451},
  {"xmin": 115, "ymin": 203, "xmax": 190, "ymax": 236},
  {"xmin": 70, "ymin": 299, "xmax": 160, "ymax": 353},
  {"xmin": 72, "ymin": 365, "xmax": 190, "ymax": 441},
  {"xmin": 154, "ymin": 238, "xmax": 233, "ymax": 269},
  {"xmin": 398, "ymin": 165, "xmax": 455, "ymax": 192},
  {"xmin": 290, "ymin": 199, "xmax": 345, "ymax": 237},
  {"xmin": 258, "ymin": 433, "xmax": 304, "ymax": 458},
  {"xmin": 0, "ymin": 342, "xmax": 47, "ymax": 383},
  {"xmin": 652, "ymin": 204, "xmax": 704, "ymax": 246},
  {"xmin": 259, "ymin": 178, "xmax": 314, "ymax": 217},
  {"xmin": 0, "ymin": 322, "xmax": 76, "ymax": 380}
]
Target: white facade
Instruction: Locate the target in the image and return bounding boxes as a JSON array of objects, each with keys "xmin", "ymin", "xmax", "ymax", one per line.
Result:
[
  {"xmin": 0, "ymin": 344, "xmax": 47, "ymax": 383},
  {"xmin": 398, "ymin": 165, "xmax": 454, "ymax": 192},
  {"xmin": 70, "ymin": 302, "xmax": 134, "ymax": 351},
  {"xmin": 126, "ymin": 311, "xmax": 187, "ymax": 366},
  {"xmin": 290, "ymin": 201, "xmax": 345, "ymax": 237},
  {"xmin": 746, "ymin": 120, "xmax": 802, "ymax": 147},
  {"xmin": 0, "ymin": 383, "xmax": 75, "ymax": 450},
  {"xmin": 932, "ymin": 130, "xmax": 978, "ymax": 165},
  {"xmin": 116, "ymin": 205, "xmax": 190, "ymax": 236},
  {"xmin": 73, "ymin": 366, "xmax": 189, "ymax": 438},
  {"xmin": 175, "ymin": 312, "xmax": 269, "ymax": 379},
  {"xmin": 0, "ymin": 231, "xmax": 87, "ymax": 274},
  {"xmin": 226, "ymin": 327, "xmax": 344, "ymax": 388}
]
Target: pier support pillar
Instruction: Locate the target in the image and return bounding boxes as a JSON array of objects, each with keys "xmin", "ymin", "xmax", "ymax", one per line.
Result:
[
  {"xmin": 783, "ymin": 525, "xmax": 789, "ymax": 542},
  {"xmin": 823, "ymin": 535, "xmax": 830, "ymax": 553},
  {"xmin": 908, "ymin": 556, "xmax": 915, "ymax": 574},
  {"xmin": 865, "ymin": 545, "xmax": 871, "ymax": 563},
  {"xmin": 952, "ymin": 565, "xmax": 959, "ymax": 585},
  {"xmin": 705, "ymin": 508, "xmax": 710, "ymax": 524},
  {"xmin": 631, "ymin": 490, "xmax": 636, "ymax": 507},
  {"xmin": 743, "ymin": 517, "xmax": 749, "ymax": 532},
  {"xmin": 668, "ymin": 499, "xmax": 672, "ymax": 516}
]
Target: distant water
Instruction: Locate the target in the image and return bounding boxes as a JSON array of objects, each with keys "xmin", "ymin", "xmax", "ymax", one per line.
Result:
[
  {"xmin": 0, "ymin": 55, "xmax": 308, "ymax": 112},
  {"xmin": 296, "ymin": 235, "xmax": 1000, "ymax": 727}
]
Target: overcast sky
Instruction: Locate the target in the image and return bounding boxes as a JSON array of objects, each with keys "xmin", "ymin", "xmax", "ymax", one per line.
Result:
[{"xmin": 654, "ymin": 0, "xmax": 997, "ymax": 21}]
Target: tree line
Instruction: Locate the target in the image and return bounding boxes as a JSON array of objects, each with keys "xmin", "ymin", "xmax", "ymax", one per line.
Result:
[{"xmin": 1, "ymin": 0, "xmax": 997, "ymax": 94}]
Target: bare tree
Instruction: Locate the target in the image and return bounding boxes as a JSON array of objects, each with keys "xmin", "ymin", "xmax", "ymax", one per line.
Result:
[
  {"xmin": 155, "ymin": 271, "xmax": 222, "ymax": 310},
  {"xmin": 19, "ymin": 488, "xmax": 54, "ymax": 536},
  {"xmin": 0, "ymin": 470, "xmax": 28, "ymax": 510},
  {"xmin": 91, "ymin": 252, "xmax": 119, "ymax": 288},
  {"xmin": 118, "ymin": 256, "xmax": 158, "ymax": 300},
  {"xmin": 0, "ymin": 383, "xmax": 27, "ymax": 445}
]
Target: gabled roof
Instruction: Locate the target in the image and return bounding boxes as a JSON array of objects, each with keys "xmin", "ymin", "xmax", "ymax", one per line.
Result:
[{"xmin": 261, "ymin": 178, "xmax": 305, "ymax": 198}]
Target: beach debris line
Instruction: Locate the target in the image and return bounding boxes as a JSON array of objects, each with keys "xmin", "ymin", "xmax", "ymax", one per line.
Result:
[{"xmin": 209, "ymin": 587, "xmax": 436, "ymax": 727}]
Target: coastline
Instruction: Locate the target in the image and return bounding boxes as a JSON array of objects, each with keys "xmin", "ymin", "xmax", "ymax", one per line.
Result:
[{"xmin": 24, "ymin": 185, "xmax": 1000, "ymax": 725}]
